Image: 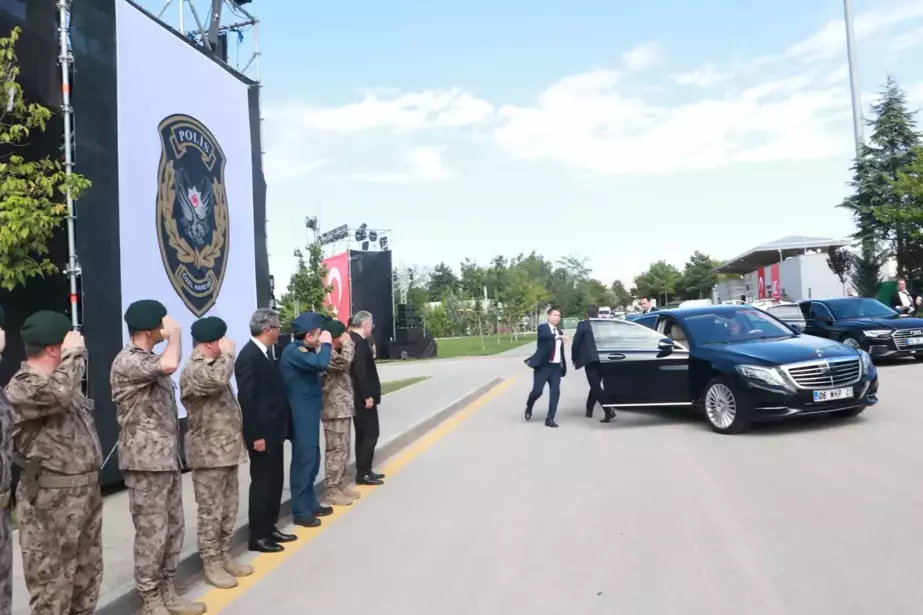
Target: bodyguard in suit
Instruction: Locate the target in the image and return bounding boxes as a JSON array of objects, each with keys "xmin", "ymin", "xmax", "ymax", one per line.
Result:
[
  {"xmin": 572, "ymin": 305, "xmax": 615, "ymax": 423},
  {"xmin": 640, "ymin": 296, "xmax": 658, "ymax": 314},
  {"xmin": 234, "ymin": 308, "xmax": 298, "ymax": 553},
  {"xmin": 280, "ymin": 312, "xmax": 333, "ymax": 528},
  {"xmin": 524, "ymin": 306, "xmax": 567, "ymax": 428},
  {"xmin": 350, "ymin": 311, "xmax": 385, "ymax": 485},
  {"xmin": 891, "ymin": 278, "xmax": 921, "ymax": 315}
]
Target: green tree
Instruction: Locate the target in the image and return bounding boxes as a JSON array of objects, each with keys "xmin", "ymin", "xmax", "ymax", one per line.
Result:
[
  {"xmin": 851, "ymin": 245, "xmax": 883, "ymax": 297},
  {"xmin": 610, "ymin": 280, "xmax": 632, "ymax": 309},
  {"xmin": 459, "ymin": 258, "xmax": 487, "ymax": 299},
  {"xmin": 277, "ymin": 216, "xmax": 332, "ymax": 327},
  {"xmin": 826, "ymin": 247, "xmax": 854, "ymax": 294},
  {"xmin": 427, "ymin": 262, "xmax": 459, "ymax": 300},
  {"xmin": 632, "ymin": 260, "xmax": 682, "ymax": 305},
  {"xmin": 677, "ymin": 251, "xmax": 719, "ymax": 299},
  {"xmin": 0, "ymin": 27, "xmax": 91, "ymax": 290},
  {"xmin": 424, "ymin": 303, "xmax": 451, "ymax": 337}
]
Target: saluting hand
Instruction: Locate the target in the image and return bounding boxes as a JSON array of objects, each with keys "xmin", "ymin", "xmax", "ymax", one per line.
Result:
[
  {"xmin": 62, "ymin": 330, "xmax": 85, "ymax": 351},
  {"xmin": 218, "ymin": 336, "xmax": 236, "ymax": 355},
  {"xmin": 319, "ymin": 331, "xmax": 333, "ymax": 345},
  {"xmin": 161, "ymin": 316, "xmax": 181, "ymax": 339},
  {"xmin": 0, "ymin": 327, "xmax": 6, "ymax": 354}
]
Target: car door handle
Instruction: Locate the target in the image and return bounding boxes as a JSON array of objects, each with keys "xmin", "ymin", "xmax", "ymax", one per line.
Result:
[{"xmin": 606, "ymin": 353, "xmax": 626, "ymax": 360}]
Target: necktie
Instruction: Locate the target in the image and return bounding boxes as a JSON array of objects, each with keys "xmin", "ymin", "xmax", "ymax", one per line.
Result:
[{"xmin": 265, "ymin": 348, "xmax": 273, "ymax": 361}]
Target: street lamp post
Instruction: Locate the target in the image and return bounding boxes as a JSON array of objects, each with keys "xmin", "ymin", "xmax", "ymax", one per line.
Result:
[{"xmin": 844, "ymin": 0, "xmax": 864, "ymax": 158}]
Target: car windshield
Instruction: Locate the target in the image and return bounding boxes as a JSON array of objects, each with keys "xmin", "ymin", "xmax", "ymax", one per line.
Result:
[
  {"xmin": 682, "ymin": 309, "xmax": 794, "ymax": 345},
  {"xmin": 591, "ymin": 320, "xmax": 665, "ymax": 349},
  {"xmin": 827, "ymin": 298, "xmax": 897, "ymax": 320}
]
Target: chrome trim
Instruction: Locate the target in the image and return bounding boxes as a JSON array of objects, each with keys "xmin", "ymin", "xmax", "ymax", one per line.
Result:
[
  {"xmin": 779, "ymin": 357, "xmax": 862, "ymax": 390},
  {"xmin": 891, "ymin": 328, "xmax": 923, "ymax": 349},
  {"xmin": 601, "ymin": 402, "xmax": 694, "ymax": 408}
]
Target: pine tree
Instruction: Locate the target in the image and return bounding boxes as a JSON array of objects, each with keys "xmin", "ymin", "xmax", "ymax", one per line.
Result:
[{"xmin": 850, "ymin": 245, "xmax": 883, "ymax": 297}]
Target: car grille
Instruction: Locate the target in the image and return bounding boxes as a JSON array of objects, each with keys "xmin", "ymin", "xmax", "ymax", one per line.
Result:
[
  {"xmin": 892, "ymin": 328, "xmax": 923, "ymax": 349},
  {"xmin": 782, "ymin": 358, "xmax": 862, "ymax": 389}
]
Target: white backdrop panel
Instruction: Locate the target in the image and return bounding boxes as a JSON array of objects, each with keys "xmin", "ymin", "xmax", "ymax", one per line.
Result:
[{"xmin": 116, "ymin": 0, "xmax": 257, "ymax": 418}]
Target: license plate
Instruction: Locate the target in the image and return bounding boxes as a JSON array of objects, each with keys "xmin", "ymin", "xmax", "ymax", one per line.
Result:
[
  {"xmin": 906, "ymin": 337, "xmax": 923, "ymax": 346},
  {"xmin": 813, "ymin": 387, "xmax": 853, "ymax": 402}
]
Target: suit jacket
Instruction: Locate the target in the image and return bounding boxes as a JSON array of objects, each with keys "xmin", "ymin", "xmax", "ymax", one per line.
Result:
[
  {"xmin": 526, "ymin": 323, "xmax": 567, "ymax": 377},
  {"xmin": 350, "ymin": 332, "xmax": 381, "ymax": 408},
  {"xmin": 643, "ymin": 307, "xmax": 659, "ymax": 314},
  {"xmin": 571, "ymin": 319, "xmax": 599, "ymax": 370},
  {"xmin": 891, "ymin": 290, "xmax": 918, "ymax": 314},
  {"xmin": 234, "ymin": 340, "xmax": 291, "ymax": 449}
]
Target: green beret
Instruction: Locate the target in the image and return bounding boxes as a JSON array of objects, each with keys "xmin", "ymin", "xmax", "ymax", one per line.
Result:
[
  {"xmin": 124, "ymin": 299, "xmax": 167, "ymax": 331},
  {"xmin": 322, "ymin": 319, "xmax": 346, "ymax": 338},
  {"xmin": 21, "ymin": 311, "xmax": 72, "ymax": 346},
  {"xmin": 191, "ymin": 317, "xmax": 227, "ymax": 343}
]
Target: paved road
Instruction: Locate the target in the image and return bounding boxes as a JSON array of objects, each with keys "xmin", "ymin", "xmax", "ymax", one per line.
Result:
[{"xmin": 184, "ymin": 359, "xmax": 923, "ymax": 615}]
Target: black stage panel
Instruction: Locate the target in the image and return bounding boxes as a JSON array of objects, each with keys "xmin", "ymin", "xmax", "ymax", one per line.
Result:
[{"xmin": 349, "ymin": 250, "xmax": 394, "ymax": 358}]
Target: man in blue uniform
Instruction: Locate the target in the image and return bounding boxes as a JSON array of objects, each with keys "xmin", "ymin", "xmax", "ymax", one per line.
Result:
[{"xmin": 279, "ymin": 312, "xmax": 332, "ymax": 527}]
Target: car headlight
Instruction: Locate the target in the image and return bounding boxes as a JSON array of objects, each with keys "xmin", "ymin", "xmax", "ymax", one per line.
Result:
[
  {"xmin": 857, "ymin": 349, "xmax": 874, "ymax": 374},
  {"xmin": 862, "ymin": 329, "xmax": 892, "ymax": 337},
  {"xmin": 735, "ymin": 364, "xmax": 793, "ymax": 391}
]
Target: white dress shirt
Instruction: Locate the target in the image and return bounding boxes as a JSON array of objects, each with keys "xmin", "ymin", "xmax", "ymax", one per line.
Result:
[
  {"xmin": 548, "ymin": 323, "xmax": 563, "ymax": 364},
  {"xmin": 251, "ymin": 337, "xmax": 271, "ymax": 359},
  {"xmin": 899, "ymin": 290, "xmax": 912, "ymax": 309}
]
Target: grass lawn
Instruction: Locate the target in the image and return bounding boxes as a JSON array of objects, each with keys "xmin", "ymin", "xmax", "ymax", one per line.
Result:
[
  {"xmin": 381, "ymin": 376, "xmax": 429, "ymax": 396},
  {"xmin": 435, "ymin": 334, "xmax": 532, "ymax": 358}
]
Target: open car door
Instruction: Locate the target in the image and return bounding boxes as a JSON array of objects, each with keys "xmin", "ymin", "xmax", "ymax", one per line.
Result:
[{"xmin": 591, "ymin": 319, "xmax": 692, "ymax": 408}]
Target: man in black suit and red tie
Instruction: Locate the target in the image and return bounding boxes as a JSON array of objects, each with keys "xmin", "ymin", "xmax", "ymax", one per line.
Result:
[
  {"xmin": 524, "ymin": 306, "xmax": 567, "ymax": 428},
  {"xmin": 234, "ymin": 308, "xmax": 298, "ymax": 553}
]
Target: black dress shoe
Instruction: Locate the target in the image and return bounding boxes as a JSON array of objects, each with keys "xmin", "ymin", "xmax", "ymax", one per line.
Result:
[
  {"xmin": 293, "ymin": 515, "xmax": 321, "ymax": 528},
  {"xmin": 314, "ymin": 505, "xmax": 334, "ymax": 517},
  {"xmin": 357, "ymin": 475, "xmax": 384, "ymax": 486},
  {"xmin": 525, "ymin": 407, "xmax": 533, "ymax": 421},
  {"xmin": 601, "ymin": 409, "xmax": 616, "ymax": 423},
  {"xmin": 271, "ymin": 528, "xmax": 297, "ymax": 543},
  {"xmin": 545, "ymin": 419, "xmax": 559, "ymax": 428},
  {"xmin": 248, "ymin": 537, "xmax": 283, "ymax": 553},
  {"xmin": 586, "ymin": 408, "xmax": 594, "ymax": 418},
  {"xmin": 368, "ymin": 471, "xmax": 386, "ymax": 480}
]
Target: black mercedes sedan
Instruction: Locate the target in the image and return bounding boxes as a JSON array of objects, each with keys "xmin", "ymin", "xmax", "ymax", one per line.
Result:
[
  {"xmin": 592, "ymin": 305, "xmax": 879, "ymax": 435},
  {"xmin": 798, "ymin": 297, "xmax": 923, "ymax": 360}
]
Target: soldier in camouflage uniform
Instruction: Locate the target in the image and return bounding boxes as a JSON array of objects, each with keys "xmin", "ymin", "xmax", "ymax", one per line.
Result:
[
  {"xmin": 0, "ymin": 307, "xmax": 12, "ymax": 615},
  {"xmin": 179, "ymin": 317, "xmax": 251, "ymax": 590},
  {"xmin": 4, "ymin": 311, "xmax": 104, "ymax": 615},
  {"xmin": 110, "ymin": 299, "xmax": 205, "ymax": 615},
  {"xmin": 320, "ymin": 320, "xmax": 360, "ymax": 507}
]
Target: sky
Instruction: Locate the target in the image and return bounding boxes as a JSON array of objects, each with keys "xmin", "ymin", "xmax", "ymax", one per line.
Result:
[{"xmin": 148, "ymin": 0, "xmax": 923, "ymax": 291}]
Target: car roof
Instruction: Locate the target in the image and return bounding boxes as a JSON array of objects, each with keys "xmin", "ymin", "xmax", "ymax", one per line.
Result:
[
  {"xmin": 653, "ymin": 305, "xmax": 771, "ymax": 318},
  {"xmin": 798, "ymin": 297, "xmax": 872, "ymax": 305}
]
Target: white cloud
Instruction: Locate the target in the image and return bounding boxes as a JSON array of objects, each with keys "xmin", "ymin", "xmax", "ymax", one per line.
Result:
[
  {"xmin": 263, "ymin": 157, "xmax": 328, "ymax": 182},
  {"xmin": 345, "ymin": 147, "xmax": 453, "ymax": 184},
  {"xmin": 622, "ymin": 41, "xmax": 661, "ymax": 71},
  {"xmin": 907, "ymin": 82, "xmax": 923, "ymax": 106},
  {"xmin": 890, "ymin": 26, "xmax": 923, "ymax": 52},
  {"xmin": 268, "ymin": 88, "xmax": 495, "ymax": 134},
  {"xmin": 671, "ymin": 64, "xmax": 733, "ymax": 87}
]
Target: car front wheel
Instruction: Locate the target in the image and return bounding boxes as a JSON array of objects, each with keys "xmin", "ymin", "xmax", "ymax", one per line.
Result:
[
  {"xmin": 702, "ymin": 377, "xmax": 752, "ymax": 435},
  {"xmin": 840, "ymin": 334, "xmax": 861, "ymax": 350}
]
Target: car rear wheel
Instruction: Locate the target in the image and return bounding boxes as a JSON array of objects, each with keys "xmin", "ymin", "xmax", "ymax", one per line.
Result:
[
  {"xmin": 831, "ymin": 406, "xmax": 865, "ymax": 419},
  {"xmin": 702, "ymin": 377, "xmax": 751, "ymax": 435},
  {"xmin": 840, "ymin": 335, "xmax": 861, "ymax": 349}
]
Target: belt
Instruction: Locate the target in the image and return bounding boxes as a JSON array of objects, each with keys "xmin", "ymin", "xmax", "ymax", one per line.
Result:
[
  {"xmin": 37, "ymin": 472, "xmax": 98, "ymax": 489},
  {"xmin": 0, "ymin": 491, "xmax": 8, "ymax": 508}
]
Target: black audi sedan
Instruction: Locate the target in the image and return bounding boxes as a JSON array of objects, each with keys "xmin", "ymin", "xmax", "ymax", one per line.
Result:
[
  {"xmin": 592, "ymin": 305, "xmax": 878, "ymax": 435},
  {"xmin": 798, "ymin": 297, "xmax": 923, "ymax": 360}
]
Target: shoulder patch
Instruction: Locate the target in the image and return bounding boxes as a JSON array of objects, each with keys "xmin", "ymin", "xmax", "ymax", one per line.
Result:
[{"xmin": 298, "ymin": 347, "xmax": 308, "ymax": 353}]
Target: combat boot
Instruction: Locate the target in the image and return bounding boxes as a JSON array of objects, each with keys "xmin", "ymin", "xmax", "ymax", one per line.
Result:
[
  {"xmin": 325, "ymin": 488, "xmax": 353, "ymax": 507},
  {"xmin": 161, "ymin": 579, "xmax": 207, "ymax": 615},
  {"xmin": 341, "ymin": 484, "xmax": 362, "ymax": 501},
  {"xmin": 141, "ymin": 589, "xmax": 170, "ymax": 615},
  {"xmin": 204, "ymin": 559, "xmax": 238, "ymax": 589},
  {"xmin": 223, "ymin": 554, "xmax": 254, "ymax": 578}
]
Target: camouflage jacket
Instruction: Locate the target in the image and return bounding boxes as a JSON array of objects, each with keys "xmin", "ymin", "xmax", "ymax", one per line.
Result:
[
  {"xmin": 111, "ymin": 343, "xmax": 182, "ymax": 472},
  {"xmin": 179, "ymin": 349, "xmax": 248, "ymax": 469},
  {"xmin": 4, "ymin": 347, "xmax": 102, "ymax": 475},
  {"xmin": 0, "ymin": 355, "xmax": 11, "ymax": 498},
  {"xmin": 322, "ymin": 337, "xmax": 355, "ymax": 420}
]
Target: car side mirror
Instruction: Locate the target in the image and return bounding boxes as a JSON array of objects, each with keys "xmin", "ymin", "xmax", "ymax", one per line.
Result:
[{"xmin": 658, "ymin": 338, "xmax": 675, "ymax": 351}]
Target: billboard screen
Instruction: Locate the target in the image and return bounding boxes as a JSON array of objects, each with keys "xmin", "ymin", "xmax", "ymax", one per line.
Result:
[{"xmin": 115, "ymin": 0, "xmax": 257, "ymax": 417}]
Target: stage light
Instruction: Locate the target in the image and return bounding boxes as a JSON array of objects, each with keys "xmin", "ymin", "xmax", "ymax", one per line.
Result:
[
  {"xmin": 380, "ymin": 236, "xmax": 389, "ymax": 250},
  {"xmin": 355, "ymin": 223, "xmax": 368, "ymax": 242},
  {"xmin": 369, "ymin": 230, "xmax": 378, "ymax": 243}
]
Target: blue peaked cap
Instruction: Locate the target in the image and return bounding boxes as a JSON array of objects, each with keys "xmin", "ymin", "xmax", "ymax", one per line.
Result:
[{"xmin": 292, "ymin": 311, "xmax": 325, "ymax": 335}]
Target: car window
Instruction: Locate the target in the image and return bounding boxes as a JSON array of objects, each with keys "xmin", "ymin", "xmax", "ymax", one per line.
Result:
[
  {"xmin": 591, "ymin": 320, "xmax": 666, "ymax": 349},
  {"xmin": 767, "ymin": 305, "xmax": 805, "ymax": 322},
  {"xmin": 681, "ymin": 308, "xmax": 795, "ymax": 345},
  {"xmin": 807, "ymin": 303, "xmax": 834, "ymax": 320},
  {"xmin": 827, "ymin": 298, "xmax": 897, "ymax": 319},
  {"xmin": 634, "ymin": 314, "xmax": 657, "ymax": 330}
]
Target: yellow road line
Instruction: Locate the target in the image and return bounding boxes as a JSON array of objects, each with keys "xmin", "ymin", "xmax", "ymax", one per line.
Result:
[{"xmin": 196, "ymin": 377, "xmax": 514, "ymax": 613}]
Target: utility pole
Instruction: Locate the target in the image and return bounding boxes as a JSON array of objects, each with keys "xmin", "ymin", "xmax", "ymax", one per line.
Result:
[{"xmin": 844, "ymin": 0, "xmax": 864, "ymax": 158}]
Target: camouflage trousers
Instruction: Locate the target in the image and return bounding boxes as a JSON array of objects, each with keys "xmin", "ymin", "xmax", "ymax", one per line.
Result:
[
  {"xmin": 125, "ymin": 470, "xmax": 184, "ymax": 593},
  {"xmin": 0, "ymin": 507, "xmax": 10, "ymax": 615},
  {"xmin": 192, "ymin": 466, "xmax": 239, "ymax": 562},
  {"xmin": 323, "ymin": 418, "xmax": 352, "ymax": 491},
  {"xmin": 17, "ymin": 482, "xmax": 103, "ymax": 615}
]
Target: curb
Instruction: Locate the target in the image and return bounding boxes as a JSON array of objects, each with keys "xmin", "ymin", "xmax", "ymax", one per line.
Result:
[{"xmin": 96, "ymin": 376, "xmax": 505, "ymax": 615}]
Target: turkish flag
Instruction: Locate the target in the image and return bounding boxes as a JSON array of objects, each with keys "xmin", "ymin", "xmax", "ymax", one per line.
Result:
[{"xmin": 322, "ymin": 251, "xmax": 351, "ymax": 326}]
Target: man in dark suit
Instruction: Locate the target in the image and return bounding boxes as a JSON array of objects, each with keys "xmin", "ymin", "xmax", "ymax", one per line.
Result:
[
  {"xmin": 234, "ymin": 308, "xmax": 298, "ymax": 553},
  {"xmin": 572, "ymin": 305, "xmax": 615, "ymax": 423},
  {"xmin": 639, "ymin": 296, "xmax": 658, "ymax": 314},
  {"xmin": 524, "ymin": 306, "xmax": 567, "ymax": 428},
  {"xmin": 349, "ymin": 311, "xmax": 385, "ymax": 485},
  {"xmin": 891, "ymin": 278, "xmax": 921, "ymax": 315}
]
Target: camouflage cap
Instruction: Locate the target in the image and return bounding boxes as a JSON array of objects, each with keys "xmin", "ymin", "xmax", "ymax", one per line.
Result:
[
  {"xmin": 191, "ymin": 316, "xmax": 227, "ymax": 343},
  {"xmin": 124, "ymin": 299, "xmax": 167, "ymax": 331},
  {"xmin": 292, "ymin": 312, "xmax": 325, "ymax": 335},
  {"xmin": 321, "ymin": 319, "xmax": 346, "ymax": 338},
  {"xmin": 21, "ymin": 311, "xmax": 72, "ymax": 346}
]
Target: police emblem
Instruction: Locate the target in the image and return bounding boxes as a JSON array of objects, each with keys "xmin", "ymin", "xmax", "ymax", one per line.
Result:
[{"xmin": 156, "ymin": 114, "xmax": 230, "ymax": 317}]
